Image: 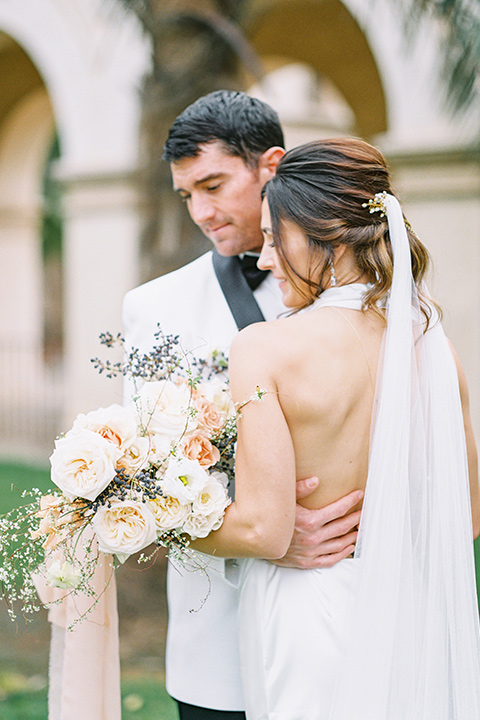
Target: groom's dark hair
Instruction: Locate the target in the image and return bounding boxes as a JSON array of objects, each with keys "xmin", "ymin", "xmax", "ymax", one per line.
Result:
[{"xmin": 163, "ymin": 90, "xmax": 285, "ymax": 167}]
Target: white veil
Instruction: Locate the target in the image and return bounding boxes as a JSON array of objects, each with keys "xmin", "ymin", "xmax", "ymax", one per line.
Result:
[{"xmin": 329, "ymin": 194, "xmax": 480, "ymax": 719}]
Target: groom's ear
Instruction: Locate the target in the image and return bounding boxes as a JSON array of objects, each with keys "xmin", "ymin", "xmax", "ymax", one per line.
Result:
[{"xmin": 258, "ymin": 146, "xmax": 285, "ymax": 182}]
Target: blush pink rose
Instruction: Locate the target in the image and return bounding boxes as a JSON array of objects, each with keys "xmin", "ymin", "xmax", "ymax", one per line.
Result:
[
  {"xmin": 194, "ymin": 397, "xmax": 224, "ymax": 434},
  {"xmin": 181, "ymin": 431, "xmax": 220, "ymax": 468}
]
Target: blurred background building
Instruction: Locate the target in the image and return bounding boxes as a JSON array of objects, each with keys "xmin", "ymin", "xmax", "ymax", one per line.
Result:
[{"xmin": 0, "ymin": 0, "xmax": 479, "ymax": 461}]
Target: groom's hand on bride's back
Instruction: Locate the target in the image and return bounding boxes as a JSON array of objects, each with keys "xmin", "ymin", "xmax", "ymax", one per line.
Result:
[{"xmin": 273, "ymin": 478, "xmax": 363, "ymax": 569}]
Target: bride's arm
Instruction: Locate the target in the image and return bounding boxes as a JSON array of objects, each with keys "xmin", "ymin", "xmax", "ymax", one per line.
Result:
[
  {"xmin": 191, "ymin": 324, "xmax": 296, "ymax": 558},
  {"xmin": 449, "ymin": 342, "xmax": 480, "ymax": 538}
]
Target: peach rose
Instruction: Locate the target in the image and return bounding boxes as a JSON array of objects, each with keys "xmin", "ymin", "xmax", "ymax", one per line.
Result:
[
  {"xmin": 181, "ymin": 431, "xmax": 220, "ymax": 468},
  {"xmin": 194, "ymin": 397, "xmax": 224, "ymax": 434},
  {"xmin": 69, "ymin": 404, "xmax": 138, "ymax": 453}
]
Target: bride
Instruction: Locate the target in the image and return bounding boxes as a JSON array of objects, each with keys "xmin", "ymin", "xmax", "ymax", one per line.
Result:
[{"xmin": 191, "ymin": 138, "xmax": 480, "ymax": 719}]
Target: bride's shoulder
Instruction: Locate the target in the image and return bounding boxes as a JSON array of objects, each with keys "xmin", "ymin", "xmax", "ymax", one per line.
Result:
[
  {"xmin": 230, "ymin": 319, "xmax": 281, "ymax": 357},
  {"xmin": 228, "ymin": 322, "xmax": 284, "ymax": 398},
  {"xmin": 230, "ymin": 310, "xmax": 333, "ymax": 358}
]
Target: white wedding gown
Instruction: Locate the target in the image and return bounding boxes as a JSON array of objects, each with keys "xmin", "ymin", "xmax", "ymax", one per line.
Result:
[
  {"xmin": 238, "ymin": 558, "xmax": 358, "ymax": 720},
  {"xmin": 237, "ymin": 285, "xmax": 365, "ymax": 720},
  {"xmin": 235, "ymin": 261, "xmax": 480, "ymax": 720}
]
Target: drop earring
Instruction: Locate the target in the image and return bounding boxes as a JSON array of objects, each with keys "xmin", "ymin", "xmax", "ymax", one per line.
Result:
[{"xmin": 329, "ymin": 259, "xmax": 337, "ymax": 287}]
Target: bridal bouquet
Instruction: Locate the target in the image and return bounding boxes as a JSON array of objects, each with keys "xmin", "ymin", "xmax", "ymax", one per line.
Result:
[{"xmin": 0, "ymin": 330, "xmax": 238, "ymax": 622}]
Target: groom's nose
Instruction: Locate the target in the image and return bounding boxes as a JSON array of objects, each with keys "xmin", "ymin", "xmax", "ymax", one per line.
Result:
[{"xmin": 189, "ymin": 194, "xmax": 216, "ymax": 226}]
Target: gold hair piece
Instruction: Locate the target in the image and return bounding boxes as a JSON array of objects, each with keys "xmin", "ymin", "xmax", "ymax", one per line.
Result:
[
  {"xmin": 362, "ymin": 191, "xmax": 414, "ymax": 233},
  {"xmin": 362, "ymin": 191, "xmax": 387, "ymax": 217}
]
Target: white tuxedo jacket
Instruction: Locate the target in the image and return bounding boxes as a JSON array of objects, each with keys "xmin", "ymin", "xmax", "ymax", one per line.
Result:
[{"xmin": 123, "ymin": 251, "xmax": 284, "ymax": 711}]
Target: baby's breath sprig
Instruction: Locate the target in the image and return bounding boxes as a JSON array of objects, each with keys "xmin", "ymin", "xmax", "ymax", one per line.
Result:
[
  {"xmin": 0, "ymin": 490, "xmax": 47, "ymax": 620},
  {"xmin": 253, "ymin": 386, "xmax": 268, "ymax": 401},
  {"xmin": 158, "ymin": 529, "xmax": 191, "ymax": 556},
  {"xmin": 0, "ymin": 487, "xmax": 119, "ymax": 625},
  {"xmin": 235, "ymin": 386, "xmax": 269, "ymax": 418}
]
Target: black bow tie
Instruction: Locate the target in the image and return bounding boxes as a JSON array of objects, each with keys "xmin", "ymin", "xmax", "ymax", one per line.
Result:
[{"xmin": 239, "ymin": 254, "xmax": 269, "ymax": 290}]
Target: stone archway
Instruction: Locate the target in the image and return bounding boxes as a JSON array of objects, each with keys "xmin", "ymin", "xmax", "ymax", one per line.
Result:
[
  {"xmin": 0, "ymin": 49, "xmax": 54, "ymax": 350},
  {"xmin": 244, "ymin": 0, "xmax": 387, "ymax": 140},
  {"xmin": 0, "ymin": 35, "xmax": 59, "ymax": 453}
]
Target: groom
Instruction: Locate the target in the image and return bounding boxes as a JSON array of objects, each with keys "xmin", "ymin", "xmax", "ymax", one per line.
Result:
[{"xmin": 123, "ymin": 91, "xmax": 362, "ymax": 720}]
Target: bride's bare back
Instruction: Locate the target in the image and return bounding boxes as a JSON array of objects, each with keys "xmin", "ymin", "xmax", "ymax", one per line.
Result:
[
  {"xmin": 232, "ymin": 304, "xmax": 385, "ymax": 514},
  {"xmin": 275, "ymin": 306, "xmax": 384, "ymax": 509}
]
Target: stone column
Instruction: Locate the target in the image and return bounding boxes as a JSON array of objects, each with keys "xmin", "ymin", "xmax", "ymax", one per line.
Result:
[{"xmin": 60, "ymin": 167, "xmax": 141, "ymax": 425}]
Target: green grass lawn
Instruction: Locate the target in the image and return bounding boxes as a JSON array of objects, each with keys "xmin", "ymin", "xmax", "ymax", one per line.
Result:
[
  {"xmin": 0, "ymin": 461, "xmax": 51, "ymax": 510},
  {"xmin": 0, "ymin": 673, "xmax": 177, "ymax": 720}
]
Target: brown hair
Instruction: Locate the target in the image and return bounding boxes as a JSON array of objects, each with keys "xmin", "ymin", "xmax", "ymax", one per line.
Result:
[{"xmin": 263, "ymin": 137, "xmax": 437, "ymax": 325}]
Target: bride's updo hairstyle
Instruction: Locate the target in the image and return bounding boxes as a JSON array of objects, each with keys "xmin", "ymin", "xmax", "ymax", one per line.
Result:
[{"xmin": 263, "ymin": 137, "xmax": 435, "ymax": 323}]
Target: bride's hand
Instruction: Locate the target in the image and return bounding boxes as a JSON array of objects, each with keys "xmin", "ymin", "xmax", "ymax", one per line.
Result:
[{"xmin": 272, "ymin": 480, "xmax": 363, "ymax": 569}]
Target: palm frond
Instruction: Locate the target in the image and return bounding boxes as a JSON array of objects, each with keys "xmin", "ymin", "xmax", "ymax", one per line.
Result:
[
  {"xmin": 404, "ymin": 0, "xmax": 480, "ymax": 111},
  {"xmin": 105, "ymin": 0, "xmax": 259, "ymax": 280}
]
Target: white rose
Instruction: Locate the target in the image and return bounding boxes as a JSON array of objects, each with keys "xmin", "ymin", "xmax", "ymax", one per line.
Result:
[
  {"xmin": 182, "ymin": 512, "xmax": 223, "ymax": 540},
  {"xmin": 148, "ymin": 494, "xmax": 191, "ymax": 532},
  {"xmin": 160, "ymin": 457, "xmax": 209, "ymax": 504},
  {"xmin": 117, "ymin": 436, "xmax": 150, "ymax": 475},
  {"xmin": 192, "ymin": 475, "xmax": 230, "ymax": 519},
  {"xmin": 46, "ymin": 560, "xmax": 82, "ymax": 589},
  {"xmin": 136, "ymin": 380, "xmax": 192, "ymax": 438},
  {"xmin": 209, "ymin": 470, "xmax": 229, "ymax": 489},
  {"xmin": 146, "ymin": 432, "xmax": 172, "ymax": 464},
  {"xmin": 50, "ymin": 430, "xmax": 119, "ymax": 501},
  {"xmin": 92, "ymin": 498, "xmax": 157, "ymax": 562},
  {"xmin": 69, "ymin": 404, "xmax": 138, "ymax": 453}
]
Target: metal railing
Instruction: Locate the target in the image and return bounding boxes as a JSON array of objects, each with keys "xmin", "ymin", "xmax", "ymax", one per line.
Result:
[{"xmin": 0, "ymin": 341, "xmax": 64, "ymax": 460}]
